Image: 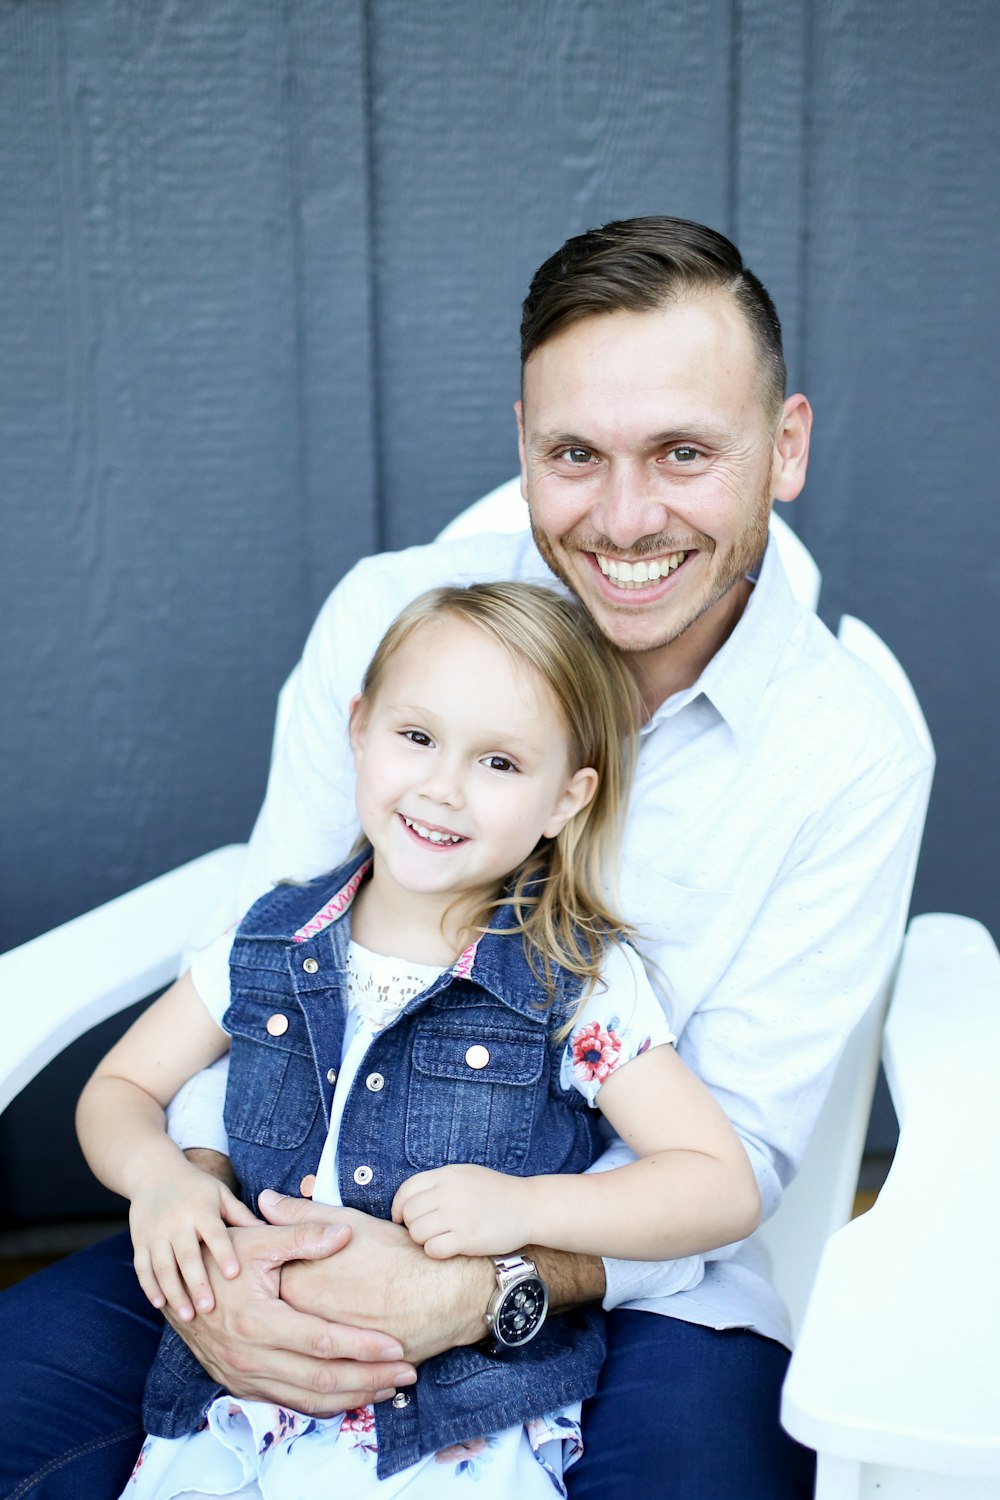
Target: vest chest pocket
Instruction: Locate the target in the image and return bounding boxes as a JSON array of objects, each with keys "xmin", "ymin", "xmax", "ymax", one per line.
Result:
[
  {"xmin": 223, "ymin": 994, "xmax": 320, "ymax": 1150},
  {"xmin": 405, "ymin": 1024, "xmax": 545, "ymax": 1173}
]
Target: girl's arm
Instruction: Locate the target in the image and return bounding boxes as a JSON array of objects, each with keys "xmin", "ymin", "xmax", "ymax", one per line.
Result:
[
  {"xmin": 76, "ymin": 971, "xmax": 256, "ymax": 1319},
  {"xmin": 391, "ymin": 1042, "xmax": 761, "ymax": 1261}
]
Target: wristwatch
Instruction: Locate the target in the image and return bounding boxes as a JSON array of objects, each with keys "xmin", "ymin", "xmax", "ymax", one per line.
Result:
[{"xmin": 484, "ymin": 1253, "xmax": 549, "ymax": 1349}]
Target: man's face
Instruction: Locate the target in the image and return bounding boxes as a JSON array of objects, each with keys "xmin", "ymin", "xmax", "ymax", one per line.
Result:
[{"xmin": 518, "ymin": 294, "xmax": 803, "ymax": 662}]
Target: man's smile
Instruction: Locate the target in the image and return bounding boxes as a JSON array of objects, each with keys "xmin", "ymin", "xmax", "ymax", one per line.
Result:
[{"xmin": 594, "ymin": 550, "xmax": 690, "ymax": 590}]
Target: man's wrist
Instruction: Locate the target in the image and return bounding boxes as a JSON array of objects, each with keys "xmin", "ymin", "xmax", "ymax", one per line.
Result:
[
  {"xmin": 184, "ymin": 1147, "xmax": 238, "ymax": 1191},
  {"xmin": 527, "ymin": 1247, "xmax": 605, "ymax": 1313}
]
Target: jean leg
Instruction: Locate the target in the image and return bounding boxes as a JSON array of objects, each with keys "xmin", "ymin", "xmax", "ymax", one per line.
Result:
[
  {"xmin": 567, "ymin": 1310, "xmax": 816, "ymax": 1500},
  {"xmin": 0, "ymin": 1230, "xmax": 163, "ymax": 1500}
]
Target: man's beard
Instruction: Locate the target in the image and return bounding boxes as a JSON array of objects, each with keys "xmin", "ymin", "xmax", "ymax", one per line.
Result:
[{"xmin": 529, "ymin": 483, "xmax": 772, "ymax": 657}]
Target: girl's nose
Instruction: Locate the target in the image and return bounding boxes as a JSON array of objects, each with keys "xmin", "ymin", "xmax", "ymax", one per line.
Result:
[{"xmin": 420, "ymin": 758, "xmax": 465, "ymax": 809}]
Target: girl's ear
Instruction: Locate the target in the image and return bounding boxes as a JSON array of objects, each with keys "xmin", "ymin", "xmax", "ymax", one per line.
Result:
[
  {"xmin": 542, "ymin": 766, "xmax": 599, "ymax": 840},
  {"xmin": 347, "ymin": 693, "xmax": 367, "ymax": 765}
]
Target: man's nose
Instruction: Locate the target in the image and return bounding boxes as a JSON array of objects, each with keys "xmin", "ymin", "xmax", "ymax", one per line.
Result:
[{"xmin": 588, "ymin": 463, "xmax": 670, "ymax": 549}]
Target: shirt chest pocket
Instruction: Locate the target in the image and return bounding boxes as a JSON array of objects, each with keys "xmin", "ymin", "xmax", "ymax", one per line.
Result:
[
  {"xmin": 405, "ymin": 1023, "xmax": 545, "ymax": 1173},
  {"xmin": 223, "ymin": 992, "xmax": 320, "ymax": 1150}
]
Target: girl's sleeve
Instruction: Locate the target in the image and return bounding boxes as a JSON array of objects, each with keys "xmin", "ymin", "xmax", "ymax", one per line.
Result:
[
  {"xmin": 560, "ymin": 943, "xmax": 676, "ymax": 1107},
  {"xmin": 187, "ymin": 927, "xmax": 236, "ymax": 1027}
]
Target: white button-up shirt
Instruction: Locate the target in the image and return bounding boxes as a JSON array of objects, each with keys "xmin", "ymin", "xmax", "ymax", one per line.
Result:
[{"xmin": 171, "ymin": 527, "xmax": 932, "ymax": 1346}]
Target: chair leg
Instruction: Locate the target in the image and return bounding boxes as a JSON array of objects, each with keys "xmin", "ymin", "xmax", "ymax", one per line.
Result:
[{"xmin": 814, "ymin": 1454, "xmax": 860, "ymax": 1500}]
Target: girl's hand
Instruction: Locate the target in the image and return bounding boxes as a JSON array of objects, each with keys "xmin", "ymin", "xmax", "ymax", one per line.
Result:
[
  {"xmin": 129, "ymin": 1161, "xmax": 258, "ymax": 1321},
  {"xmin": 391, "ymin": 1165, "xmax": 537, "ymax": 1259}
]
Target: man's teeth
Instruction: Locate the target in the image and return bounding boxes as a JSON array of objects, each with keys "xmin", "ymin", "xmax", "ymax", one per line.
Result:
[
  {"xmin": 403, "ymin": 816, "xmax": 463, "ymax": 845},
  {"xmin": 597, "ymin": 551, "xmax": 687, "ymax": 588}
]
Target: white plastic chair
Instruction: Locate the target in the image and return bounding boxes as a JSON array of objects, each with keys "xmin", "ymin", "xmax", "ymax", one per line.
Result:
[
  {"xmin": 2, "ymin": 483, "xmax": 980, "ymax": 1497},
  {"xmin": 437, "ymin": 475, "xmax": 822, "ymax": 612}
]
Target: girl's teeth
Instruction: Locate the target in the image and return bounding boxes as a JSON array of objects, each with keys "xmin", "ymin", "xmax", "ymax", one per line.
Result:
[{"xmin": 404, "ymin": 817, "xmax": 462, "ymax": 845}]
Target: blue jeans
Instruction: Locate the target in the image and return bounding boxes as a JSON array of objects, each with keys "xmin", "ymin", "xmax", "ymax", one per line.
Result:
[{"xmin": 0, "ymin": 1234, "xmax": 814, "ymax": 1498}]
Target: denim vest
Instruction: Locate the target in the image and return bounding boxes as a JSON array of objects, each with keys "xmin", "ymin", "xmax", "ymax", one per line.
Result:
[{"xmin": 143, "ymin": 850, "xmax": 606, "ymax": 1477}]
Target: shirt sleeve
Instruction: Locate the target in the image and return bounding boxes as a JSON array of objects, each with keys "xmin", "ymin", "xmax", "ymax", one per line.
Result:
[
  {"xmin": 560, "ymin": 941, "xmax": 675, "ymax": 1107},
  {"xmin": 164, "ymin": 928, "xmax": 235, "ymax": 1154}
]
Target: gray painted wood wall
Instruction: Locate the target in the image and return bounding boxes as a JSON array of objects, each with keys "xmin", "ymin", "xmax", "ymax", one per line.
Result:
[{"xmin": 2, "ymin": 0, "xmax": 998, "ymax": 1220}]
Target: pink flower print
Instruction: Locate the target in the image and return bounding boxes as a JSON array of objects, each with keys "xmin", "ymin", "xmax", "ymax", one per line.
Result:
[
  {"xmin": 571, "ymin": 1021, "xmax": 622, "ymax": 1083},
  {"xmin": 341, "ymin": 1406, "xmax": 376, "ymax": 1437},
  {"xmin": 435, "ymin": 1436, "xmax": 489, "ymax": 1466}
]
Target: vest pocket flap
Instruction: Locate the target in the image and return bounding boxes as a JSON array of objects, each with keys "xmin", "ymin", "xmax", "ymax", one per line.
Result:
[
  {"xmin": 223, "ymin": 990, "xmax": 313, "ymax": 1056},
  {"xmin": 411, "ymin": 1025, "xmax": 544, "ymax": 1086}
]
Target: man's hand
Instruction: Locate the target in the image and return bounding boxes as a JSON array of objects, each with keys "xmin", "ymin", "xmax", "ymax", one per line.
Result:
[
  {"xmin": 261, "ymin": 1191, "xmax": 496, "ymax": 1367},
  {"xmin": 391, "ymin": 1164, "xmax": 536, "ymax": 1260},
  {"xmin": 166, "ymin": 1214, "xmax": 418, "ymax": 1416}
]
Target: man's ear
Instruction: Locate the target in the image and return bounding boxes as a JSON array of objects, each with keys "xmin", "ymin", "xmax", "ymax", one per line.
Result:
[
  {"xmin": 347, "ymin": 693, "xmax": 367, "ymax": 765},
  {"xmin": 542, "ymin": 766, "xmax": 599, "ymax": 839},
  {"xmin": 771, "ymin": 393, "xmax": 813, "ymax": 505},
  {"xmin": 515, "ymin": 399, "xmax": 528, "ymax": 502}
]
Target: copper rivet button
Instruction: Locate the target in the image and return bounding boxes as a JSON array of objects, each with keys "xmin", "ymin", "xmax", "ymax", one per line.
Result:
[
  {"xmin": 326, "ymin": 1067, "xmax": 338, "ymax": 1085},
  {"xmin": 266, "ymin": 1013, "xmax": 289, "ymax": 1036},
  {"xmin": 302, "ymin": 957, "xmax": 319, "ymax": 974},
  {"xmin": 299, "ymin": 1174, "xmax": 316, "ymax": 1199},
  {"xmin": 353, "ymin": 1165, "xmax": 373, "ymax": 1186},
  {"xmin": 391, "ymin": 1392, "xmax": 410, "ymax": 1409},
  {"xmin": 465, "ymin": 1044, "xmax": 490, "ymax": 1070},
  {"xmin": 365, "ymin": 1072, "xmax": 385, "ymax": 1092}
]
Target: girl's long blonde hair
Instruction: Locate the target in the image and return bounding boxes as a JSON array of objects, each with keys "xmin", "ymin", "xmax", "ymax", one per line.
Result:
[{"xmin": 356, "ymin": 582, "xmax": 640, "ymax": 1028}]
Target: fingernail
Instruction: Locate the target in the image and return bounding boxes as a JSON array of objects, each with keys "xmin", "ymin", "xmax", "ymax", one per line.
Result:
[
  {"xmin": 375, "ymin": 1340, "xmax": 405, "ymax": 1360},
  {"xmin": 374, "ymin": 1388, "xmax": 396, "ymax": 1403},
  {"xmin": 258, "ymin": 1189, "xmax": 278, "ymax": 1206},
  {"xmin": 394, "ymin": 1367, "xmax": 417, "ymax": 1386}
]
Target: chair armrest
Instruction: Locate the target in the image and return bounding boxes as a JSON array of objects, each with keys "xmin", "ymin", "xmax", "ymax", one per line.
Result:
[
  {"xmin": 0, "ymin": 844, "xmax": 247, "ymax": 1115},
  {"xmin": 781, "ymin": 913, "xmax": 1000, "ymax": 1482}
]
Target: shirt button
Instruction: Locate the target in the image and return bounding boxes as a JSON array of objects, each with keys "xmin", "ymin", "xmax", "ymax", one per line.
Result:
[
  {"xmin": 391, "ymin": 1392, "xmax": 410, "ymax": 1409},
  {"xmin": 365, "ymin": 1072, "xmax": 385, "ymax": 1092},
  {"xmin": 299, "ymin": 1174, "xmax": 316, "ymax": 1199},
  {"xmin": 302, "ymin": 957, "xmax": 319, "ymax": 974},
  {"xmin": 266, "ymin": 1014, "xmax": 289, "ymax": 1036},
  {"xmin": 465, "ymin": 1044, "xmax": 490, "ymax": 1070},
  {"xmin": 353, "ymin": 1165, "xmax": 374, "ymax": 1186},
  {"xmin": 326, "ymin": 1067, "xmax": 338, "ymax": 1085}
]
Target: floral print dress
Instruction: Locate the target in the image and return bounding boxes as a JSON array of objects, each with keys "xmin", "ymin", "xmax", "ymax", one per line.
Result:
[{"xmin": 121, "ymin": 939, "xmax": 673, "ymax": 1500}]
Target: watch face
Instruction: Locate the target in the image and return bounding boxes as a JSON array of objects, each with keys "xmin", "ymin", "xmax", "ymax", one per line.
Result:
[{"xmin": 496, "ymin": 1276, "xmax": 547, "ymax": 1347}]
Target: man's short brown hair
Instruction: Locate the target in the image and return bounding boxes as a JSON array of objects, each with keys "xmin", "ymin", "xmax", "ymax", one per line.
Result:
[{"xmin": 521, "ymin": 216, "xmax": 787, "ymax": 421}]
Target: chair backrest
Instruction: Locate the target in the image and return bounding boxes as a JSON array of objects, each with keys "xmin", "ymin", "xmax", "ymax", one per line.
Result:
[
  {"xmin": 755, "ymin": 614, "xmax": 933, "ymax": 1337},
  {"xmin": 437, "ymin": 475, "xmax": 822, "ymax": 610}
]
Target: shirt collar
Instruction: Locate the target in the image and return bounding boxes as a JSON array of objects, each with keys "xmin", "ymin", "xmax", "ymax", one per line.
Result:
[{"xmin": 645, "ymin": 529, "xmax": 801, "ymax": 744}]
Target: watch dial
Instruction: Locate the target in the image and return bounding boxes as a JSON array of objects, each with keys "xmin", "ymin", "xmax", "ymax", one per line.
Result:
[{"xmin": 497, "ymin": 1277, "xmax": 547, "ymax": 1346}]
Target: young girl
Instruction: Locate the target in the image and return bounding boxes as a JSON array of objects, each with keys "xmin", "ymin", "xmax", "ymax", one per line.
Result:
[{"xmin": 77, "ymin": 581, "xmax": 760, "ymax": 1500}]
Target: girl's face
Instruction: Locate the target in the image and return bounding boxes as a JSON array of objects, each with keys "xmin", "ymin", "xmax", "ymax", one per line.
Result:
[{"xmin": 349, "ymin": 615, "xmax": 597, "ymax": 911}]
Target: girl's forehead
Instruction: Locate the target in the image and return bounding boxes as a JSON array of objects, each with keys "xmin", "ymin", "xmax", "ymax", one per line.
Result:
[{"xmin": 376, "ymin": 614, "xmax": 568, "ymax": 729}]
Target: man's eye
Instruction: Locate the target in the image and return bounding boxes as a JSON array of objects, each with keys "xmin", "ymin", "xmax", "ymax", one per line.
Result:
[
  {"xmin": 560, "ymin": 447, "xmax": 593, "ymax": 466},
  {"xmin": 483, "ymin": 755, "xmax": 517, "ymax": 773},
  {"xmin": 670, "ymin": 445, "xmax": 702, "ymax": 463}
]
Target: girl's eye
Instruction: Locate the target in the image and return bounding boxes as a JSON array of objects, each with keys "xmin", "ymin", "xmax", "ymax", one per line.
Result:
[
  {"xmin": 402, "ymin": 730, "xmax": 433, "ymax": 747},
  {"xmin": 483, "ymin": 754, "xmax": 517, "ymax": 773}
]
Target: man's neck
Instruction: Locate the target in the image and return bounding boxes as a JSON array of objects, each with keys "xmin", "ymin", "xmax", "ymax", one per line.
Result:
[{"xmin": 629, "ymin": 576, "xmax": 753, "ymax": 717}]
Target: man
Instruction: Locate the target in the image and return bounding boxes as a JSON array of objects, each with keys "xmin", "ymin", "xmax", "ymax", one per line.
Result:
[{"xmin": 0, "ymin": 218, "xmax": 931, "ymax": 1498}]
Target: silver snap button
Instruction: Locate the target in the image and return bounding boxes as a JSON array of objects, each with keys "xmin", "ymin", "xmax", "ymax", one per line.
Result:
[
  {"xmin": 353, "ymin": 1165, "xmax": 374, "ymax": 1186},
  {"xmin": 391, "ymin": 1391, "xmax": 410, "ymax": 1409},
  {"xmin": 365, "ymin": 1072, "xmax": 385, "ymax": 1092},
  {"xmin": 465, "ymin": 1044, "xmax": 490, "ymax": 1070},
  {"xmin": 266, "ymin": 1013, "xmax": 289, "ymax": 1036},
  {"xmin": 302, "ymin": 957, "xmax": 319, "ymax": 974},
  {"xmin": 326, "ymin": 1067, "xmax": 338, "ymax": 1085}
]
